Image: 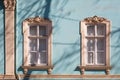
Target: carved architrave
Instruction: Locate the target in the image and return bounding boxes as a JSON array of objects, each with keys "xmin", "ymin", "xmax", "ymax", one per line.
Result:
[
  {"xmin": 4, "ymin": 0, "xmax": 16, "ymax": 11},
  {"xmin": 24, "ymin": 16, "xmax": 51, "ymax": 24},
  {"xmin": 84, "ymin": 16, "xmax": 108, "ymax": 23}
]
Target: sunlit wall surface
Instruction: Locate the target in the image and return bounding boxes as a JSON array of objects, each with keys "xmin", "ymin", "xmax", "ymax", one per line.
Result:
[
  {"xmin": 16, "ymin": 0, "xmax": 120, "ymax": 76},
  {"xmin": 0, "ymin": 0, "xmax": 4, "ymax": 74}
]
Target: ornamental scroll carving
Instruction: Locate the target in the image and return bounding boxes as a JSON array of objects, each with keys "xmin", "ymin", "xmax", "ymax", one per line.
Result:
[
  {"xmin": 4, "ymin": 0, "xmax": 16, "ymax": 10},
  {"xmin": 84, "ymin": 16, "xmax": 108, "ymax": 23},
  {"xmin": 24, "ymin": 16, "xmax": 51, "ymax": 23}
]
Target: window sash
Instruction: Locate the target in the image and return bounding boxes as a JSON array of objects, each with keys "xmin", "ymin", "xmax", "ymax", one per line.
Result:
[
  {"xmin": 86, "ymin": 24, "xmax": 106, "ymax": 65},
  {"xmin": 29, "ymin": 25, "xmax": 47, "ymax": 36},
  {"xmin": 28, "ymin": 25, "xmax": 48, "ymax": 66},
  {"xmin": 86, "ymin": 25, "xmax": 105, "ymax": 36}
]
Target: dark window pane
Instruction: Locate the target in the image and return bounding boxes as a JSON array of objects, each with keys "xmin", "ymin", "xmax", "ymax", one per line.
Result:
[
  {"xmin": 97, "ymin": 39, "xmax": 105, "ymax": 51},
  {"xmin": 29, "ymin": 39, "xmax": 37, "ymax": 51},
  {"xmin": 39, "ymin": 26, "xmax": 46, "ymax": 36},
  {"xmin": 97, "ymin": 52, "xmax": 105, "ymax": 64},
  {"xmin": 29, "ymin": 52, "xmax": 38, "ymax": 65},
  {"xmin": 87, "ymin": 25, "xmax": 95, "ymax": 36},
  {"xmin": 39, "ymin": 52, "xmax": 47, "ymax": 64},
  {"xmin": 87, "ymin": 39, "xmax": 95, "ymax": 51},
  {"xmin": 30, "ymin": 26, "xmax": 37, "ymax": 36},
  {"xmin": 97, "ymin": 24, "xmax": 106, "ymax": 35},
  {"xmin": 39, "ymin": 39, "xmax": 47, "ymax": 64},
  {"xmin": 88, "ymin": 52, "xmax": 94, "ymax": 64},
  {"xmin": 39, "ymin": 39, "xmax": 46, "ymax": 51}
]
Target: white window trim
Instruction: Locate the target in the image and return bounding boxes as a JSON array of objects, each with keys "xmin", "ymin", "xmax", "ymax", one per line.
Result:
[
  {"xmin": 79, "ymin": 16, "xmax": 111, "ymax": 75},
  {"xmin": 22, "ymin": 17, "xmax": 53, "ymax": 74}
]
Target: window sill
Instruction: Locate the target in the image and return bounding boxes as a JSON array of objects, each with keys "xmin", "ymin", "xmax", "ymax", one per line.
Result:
[
  {"xmin": 21, "ymin": 65, "xmax": 53, "ymax": 74},
  {"xmin": 78, "ymin": 65, "xmax": 111, "ymax": 75}
]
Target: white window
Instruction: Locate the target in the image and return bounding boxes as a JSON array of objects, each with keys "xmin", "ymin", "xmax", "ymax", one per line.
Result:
[
  {"xmin": 80, "ymin": 16, "xmax": 111, "ymax": 75},
  {"xmin": 22, "ymin": 17, "xmax": 53, "ymax": 74},
  {"xmin": 28, "ymin": 25, "xmax": 48, "ymax": 66},
  {"xmin": 85, "ymin": 24, "xmax": 106, "ymax": 65}
]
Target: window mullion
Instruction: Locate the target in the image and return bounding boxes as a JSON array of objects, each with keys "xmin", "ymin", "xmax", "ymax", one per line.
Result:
[
  {"xmin": 37, "ymin": 25, "xmax": 40, "ymax": 64},
  {"xmin": 95, "ymin": 25, "xmax": 97, "ymax": 65}
]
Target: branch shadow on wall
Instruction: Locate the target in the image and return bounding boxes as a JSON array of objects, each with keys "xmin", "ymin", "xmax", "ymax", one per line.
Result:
[
  {"xmin": 16, "ymin": 0, "xmax": 120, "ymax": 77},
  {"xmin": 17, "ymin": 0, "xmax": 52, "ymax": 80},
  {"xmin": 0, "ymin": 0, "xmax": 4, "ymax": 75},
  {"xmin": 43, "ymin": 0, "xmax": 51, "ymax": 18},
  {"xmin": 0, "ymin": 0, "xmax": 4, "ymax": 11},
  {"xmin": 53, "ymin": 38, "xmax": 80, "ymax": 74},
  {"xmin": 110, "ymin": 26, "xmax": 120, "ymax": 74},
  {"xmin": 16, "ymin": 0, "xmax": 80, "ymax": 79}
]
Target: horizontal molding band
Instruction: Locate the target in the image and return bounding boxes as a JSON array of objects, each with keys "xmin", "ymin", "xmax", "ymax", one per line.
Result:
[
  {"xmin": 0, "ymin": 75, "xmax": 120, "ymax": 79},
  {"xmin": 22, "ymin": 65, "xmax": 53, "ymax": 70}
]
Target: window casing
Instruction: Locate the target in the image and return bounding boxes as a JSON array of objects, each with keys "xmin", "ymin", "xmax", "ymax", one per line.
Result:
[
  {"xmin": 80, "ymin": 16, "xmax": 111, "ymax": 75},
  {"xmin": 22, "ymin": 17, "xmax": 53, "ymax": 74}
]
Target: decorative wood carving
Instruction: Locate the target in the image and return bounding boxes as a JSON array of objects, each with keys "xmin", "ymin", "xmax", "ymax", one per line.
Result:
[
  {"xmin": 80, "ymin": 68, "xmax": 85, "ymax": 75},
  {"xmin": 24, "ymin": 16, "xmax": 51, "ymax": 24},
  {"xmin": 84, "ymin": 16, "xmax": 108, "ymax": 23},
  {"xmin": 23, "ymin": 69, "xmax": 28, "ymax": 74},
  {"xmin": 4, "ymin": 0, "xmax": 16, "ymax": 10},
  {"xmin": 48, "ymin": 68, "xmax": 52, "ymax": 75},
  {"xmin": 106, "ymin": 69, "xmax": 110, "ymax": 75}
]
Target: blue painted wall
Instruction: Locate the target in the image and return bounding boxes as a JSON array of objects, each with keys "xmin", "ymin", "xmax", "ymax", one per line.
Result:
[
  {"xmin": 16, "ymin": 0, "xmax": 120, "ymax": 76},
  {"xmin": 0, "ymin": 0, "xmax": 4, "ymax": 74}
]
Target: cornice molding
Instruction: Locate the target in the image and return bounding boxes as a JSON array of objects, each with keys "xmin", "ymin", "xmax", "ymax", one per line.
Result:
[
  {"xmin": 84, "ymin": 16, "xmax": 108, "ymax": 23},
  {"xmin": 4, "ymin": 0, "xmax": 16, "ymax": 11},
  {"xmin": 1, "ymin": 74, "xmax": 120, "ymax": 79},
  {"xmin": 24, "ymin": 16, "xmax": 52, "ymax": 24}
]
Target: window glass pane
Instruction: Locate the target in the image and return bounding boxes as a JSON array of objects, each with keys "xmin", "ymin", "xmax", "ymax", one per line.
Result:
[
  {"xmin": 87, "ymin": 39, "xmax": 95, "ymax": 51},
  {"xmin": 29, "ymin": 52, "xmax": 38, "ymax": 66},
  {"xmin": 29, "ymin": 39, "xmax": 37, "ymax": 51},
  {"xmin": 39, "ymin": 26, "xmax": 46, "ymax": 36},
  {"xmin": 97, "ymin": 52, "xmax": 105, "ymax": 64},
  {"xmin": 39, "ymin": 39, "xmax": 47, "ymax": 51},
  {"xmin": 87, "ymin": 25, "xmax": 95, "ymax": 36},
  {"xmin": 30, "ymin": 26, "xmax": 37, "ymax": 36},
  {"xmin": 39, "ymin": 39, "xmax": 47, "ymax": 64},
  {"xmin": 97, "ymin": 39, "xmax": 105, "ymax": 51},
  {"xmin": 88, "ymin": 52, "xmax": 94, "ymax": 64},
  {"xmin": 39, "ymin": 51, "xmax": 47, "ymax": 64},
  {"xmin": 97, "ymin": 24, "xmax": 105, "ymax": 35}
]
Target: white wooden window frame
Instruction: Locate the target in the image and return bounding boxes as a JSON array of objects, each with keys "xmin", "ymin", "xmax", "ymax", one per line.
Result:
[
  {"xmin": 85, "ymin": 24, "xmax": 106, "ymax": 65},
  {"xmin": 79, "ymin": 16, "xmax": 111, "ymax": 75},
  {"xmin": 28, "ymin": 25, "xmax": 48, "ymax": 66},
  {"xmin": 22, "ymin": 17, "xmax": 53, "ymax": 74}
]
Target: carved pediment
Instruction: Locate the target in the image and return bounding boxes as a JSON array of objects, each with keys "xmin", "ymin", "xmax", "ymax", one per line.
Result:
[
  {"xmin": 24, "ymin": 16, "xmax": 51, "ymax": 23},
  {"xmin": 84, "ymin": 16, "xmax": 108, "ymax": 23},
  {"xmin": 4, "ymin": 0, "xmax": 16, "ymax": 10}
]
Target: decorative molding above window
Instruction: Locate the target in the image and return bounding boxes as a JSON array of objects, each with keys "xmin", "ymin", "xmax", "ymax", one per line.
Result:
[
  {"xmin": 84, "ymin": 16, "xmax": 108, "ymax": 23},
  {"xmin": 24, "ymin": 16, "xmax": 52, "ymax": 24},
  {"xmin": 79, "ymin": 16, "xmax": 111, "ymax": 75},
  {"xmin": 4, "ymin": 0, "xmax": 16, "ymax": 11}
]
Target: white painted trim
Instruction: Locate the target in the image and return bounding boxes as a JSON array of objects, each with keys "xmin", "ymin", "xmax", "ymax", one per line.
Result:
[
  {"xmin": 80, "ymin": 16, "xmax": 111, "ymax": 75},
  {"xmin": 22, "ymin": 17, "xmax": 52, "ymax": 74}
]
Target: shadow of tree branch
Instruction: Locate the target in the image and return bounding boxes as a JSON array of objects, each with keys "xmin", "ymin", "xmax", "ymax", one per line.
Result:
[{"xmin": 0, "ymin": 0, "xmax": 4, "ymax": 10}]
